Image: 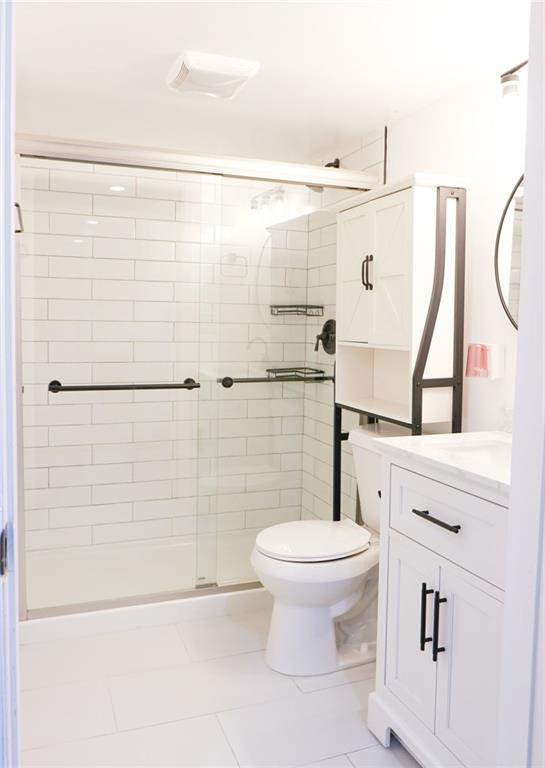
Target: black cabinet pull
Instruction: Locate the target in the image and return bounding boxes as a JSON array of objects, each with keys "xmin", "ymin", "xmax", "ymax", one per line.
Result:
[
  {"xmin": 361, "ymin": 256, "xmax": 369, "ymax": 289},
  {"xmin": 366, "ymin": 254, "xmax": 374, "ymax": 290},
  {"xmin": 412, "ymin": 508, "xmax": 461, "ymax": 534},
  {"xmin": 14, "ymin": 202, "xmax": 24, "ymax": 233},
  {"xmin": 432, "ymin": 591, "xmax": 447, "ymax": 661},
  {"xmin": 420, "ymin": 582, "xmax": 433, "ymax": 651}
]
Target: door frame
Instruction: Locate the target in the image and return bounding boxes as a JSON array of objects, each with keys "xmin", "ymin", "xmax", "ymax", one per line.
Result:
[
  {"xmin": 0, "ymin": 0, "xmax": 20, "ymax": 763},
  {"xmin": 498, "ymin": 4, "xmax": 545, "ymax": 766}
]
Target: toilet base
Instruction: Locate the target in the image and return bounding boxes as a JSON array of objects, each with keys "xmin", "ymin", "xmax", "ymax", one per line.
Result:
[{"xmin": 266, "ymin": 600, "xmax": 376, "ymax": 676}]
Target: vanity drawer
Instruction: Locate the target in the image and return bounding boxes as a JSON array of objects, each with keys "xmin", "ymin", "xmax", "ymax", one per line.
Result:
[{"xmin": 389, "ymin": 465, "xmax": 507, "ymax": 587}]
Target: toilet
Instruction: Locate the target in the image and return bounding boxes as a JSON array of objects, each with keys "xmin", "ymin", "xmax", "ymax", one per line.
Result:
[{"xmin": 252, "ymin": 424, "xmax": 397, "ymax": 676}]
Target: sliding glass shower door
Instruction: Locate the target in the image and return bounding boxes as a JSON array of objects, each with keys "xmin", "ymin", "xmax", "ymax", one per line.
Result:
[
  {"xmin": 20, "ymin": 157, "xmax": 218, "ymax": 611},
  {"xmin": 194, "ymin": 176, "xmax": 327, "ymax": 588},
  {"xmin": 20, "ymin": 153, "xmax": 350, "ymax": 614}
]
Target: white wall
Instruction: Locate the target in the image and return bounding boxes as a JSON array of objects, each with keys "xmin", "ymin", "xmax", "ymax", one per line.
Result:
[
  {"xmin": 498, "ymin": 4, "xmax": 544, "ymax": 765},
  {"xmin": 387, "ymin": 78, "xmax": 526, "ymax": 430}
]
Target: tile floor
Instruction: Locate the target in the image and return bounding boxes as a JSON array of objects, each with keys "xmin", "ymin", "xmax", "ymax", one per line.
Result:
[{"xmin": 20, "ymin": 608, "xmax": 420, "ymax": 767}]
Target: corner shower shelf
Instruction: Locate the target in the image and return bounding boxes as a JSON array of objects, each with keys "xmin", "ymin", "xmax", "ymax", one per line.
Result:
[
  {"xmin": 266, "ymin": 366, "xmax": 330, "ymax": 380},
  {"xmin": 270, "ymin": 304, "xmax": 324, "ymax": 317}
]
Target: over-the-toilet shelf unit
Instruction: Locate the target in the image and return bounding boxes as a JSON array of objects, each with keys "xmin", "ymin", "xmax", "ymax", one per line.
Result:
[{"xmin": 331, "ymin": 174, "xmax": 467, "ymax": 520}]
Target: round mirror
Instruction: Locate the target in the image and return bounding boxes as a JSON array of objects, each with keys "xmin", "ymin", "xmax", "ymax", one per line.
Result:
[{"xmin": 495, "ymin": 174, "xmax": 524, "ymax": 329}]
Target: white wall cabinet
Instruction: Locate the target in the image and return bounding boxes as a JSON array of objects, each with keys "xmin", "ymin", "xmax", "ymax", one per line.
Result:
[
  {"xmin": 368, "ymin": 433, "xmax": 510, "ymax": 768},
  {"xmin": 337, "ymin": 189, "xmax": 410, "ymax": 348},
  {"xmin": 335, "ymin": 175, "xmax": 465, "ymax": 428},
  {"xmin": 337, "ymin": 201, "xmax": 375, "ymax": 344}
]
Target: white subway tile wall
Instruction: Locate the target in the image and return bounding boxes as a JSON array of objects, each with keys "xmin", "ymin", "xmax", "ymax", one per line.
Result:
[
  {"xmin": 302, "ymin": 130, "xmax": 386, "ymax": 524},
  {"xmin": 20, "ymin": 156, "xmax": 326, "ymax": 611},
  {"xmin": 301, "ymin": 213, "xmax": 360, "ymax": 524}
]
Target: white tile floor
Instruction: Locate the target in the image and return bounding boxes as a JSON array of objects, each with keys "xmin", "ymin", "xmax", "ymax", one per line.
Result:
[{"xmin": 20, "ymin": 607, "xmax": 420, "ymax": 767}]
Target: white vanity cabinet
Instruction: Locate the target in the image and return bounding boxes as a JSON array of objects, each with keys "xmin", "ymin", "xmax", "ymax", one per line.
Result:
[{"xmin": 368, "ymin": 432, "xmax": 511, "ymax": 768}]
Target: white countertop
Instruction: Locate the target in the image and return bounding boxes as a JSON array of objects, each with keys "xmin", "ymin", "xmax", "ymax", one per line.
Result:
[{"xmin": 375, "ymin": 431, "xmax": 511, "ymax": 499}]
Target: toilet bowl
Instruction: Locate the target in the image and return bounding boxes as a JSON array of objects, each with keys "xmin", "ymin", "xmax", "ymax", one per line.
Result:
[
  {"xmin": 252, "ymin": 423, "xmax": 406, "ymax": 677},
  {"xmin": 251, "ymin": 519, "xmax": 379, "ymax": 676}
]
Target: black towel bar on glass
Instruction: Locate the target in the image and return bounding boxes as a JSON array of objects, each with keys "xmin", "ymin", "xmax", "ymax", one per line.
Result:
[
  {"xmin": 48, "ymin": 378, "xmax": 200, "ymax": 393},
  {"xmin": 218, "ymin": 367, "xmax": 334, "ymax": 388}
]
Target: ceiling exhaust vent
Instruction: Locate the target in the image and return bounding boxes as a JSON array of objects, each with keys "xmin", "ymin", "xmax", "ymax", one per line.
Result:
[{"xmin": 166, "ymin": 51, "xmax": 260, "ymax": 99}]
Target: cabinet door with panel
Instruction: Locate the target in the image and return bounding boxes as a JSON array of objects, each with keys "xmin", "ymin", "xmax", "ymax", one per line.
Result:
[
  {"xmin": 371, "ymin": 189, "xmax": 411, "ymax": 348},
  {"xmin": 385, "ymin": 532, "xmax": 439, "ymax": 731},
  {"xmin": 435, "ymin": 564, "xmax": 503, "ymax": 767},
  {"xmin": 337, "ymin": 201, "xmax": 375, "ymax": 343}
]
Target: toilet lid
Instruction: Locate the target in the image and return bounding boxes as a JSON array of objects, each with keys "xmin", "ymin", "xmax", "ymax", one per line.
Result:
[{"xmin": 255, "ymin": 520, "xmax": 371, "ymax": 562}]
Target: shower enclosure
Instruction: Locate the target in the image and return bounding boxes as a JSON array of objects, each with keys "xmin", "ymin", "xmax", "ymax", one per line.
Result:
[{"xmin": 17, "ymin": 148, "xmax": 372, "ymax": 616}]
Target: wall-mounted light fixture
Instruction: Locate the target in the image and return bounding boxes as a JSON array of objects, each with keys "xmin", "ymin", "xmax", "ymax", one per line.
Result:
[{"xmin": 500, "ymin": 60, "xmax": 528, "ymax": 97}]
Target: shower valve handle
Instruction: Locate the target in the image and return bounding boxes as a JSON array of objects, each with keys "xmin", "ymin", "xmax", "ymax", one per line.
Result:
[{"xmin": 314, "ymin": 319, "xmax": 336, "ymax": 355}]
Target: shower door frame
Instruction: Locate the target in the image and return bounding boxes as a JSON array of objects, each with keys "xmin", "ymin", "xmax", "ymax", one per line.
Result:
[
  {"xmin": 15, "ymin": 135, "xmax": 376, "ymax": 191},
  {"xmin": 14, "ymin": 136, "xmax": 377, "ymax": 619}
]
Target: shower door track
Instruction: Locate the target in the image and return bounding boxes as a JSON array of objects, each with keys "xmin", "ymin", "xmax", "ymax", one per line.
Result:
[
  {"xmin": 16, "ymin": 135, "xmax": 377, "ymax": 192},
  {"xmin": 26, "ymin": 581, "xmax": 263, "ymax": 620}
]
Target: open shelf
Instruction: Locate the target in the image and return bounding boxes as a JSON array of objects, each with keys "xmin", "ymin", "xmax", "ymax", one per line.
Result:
[
  {"xmin": 337, "ymin": 397, "xmax": 412, "ymax": 427},
  {"xmin": 335, "ymin": 342, "xmax": 452, "ymax": 426}
]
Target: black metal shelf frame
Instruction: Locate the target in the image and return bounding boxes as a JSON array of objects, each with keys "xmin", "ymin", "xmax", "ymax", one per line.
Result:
[{"xmin": 332, "ymin": 186, "xmax": 466, "ymax": 521}]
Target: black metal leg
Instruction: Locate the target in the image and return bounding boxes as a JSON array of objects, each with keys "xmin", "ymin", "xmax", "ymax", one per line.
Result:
[
  {"xmin": 452, "ymin": 189, "xmax": 466, "ymax": 433},
  {"xmin": 333, "ymin": 404, "xmax": 343, "ymax": 521}
]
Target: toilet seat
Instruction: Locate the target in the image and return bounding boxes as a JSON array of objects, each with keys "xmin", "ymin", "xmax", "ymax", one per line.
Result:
[{"xmin": 255, "ymin": 519, "xmax": 371, "ymax": 563}]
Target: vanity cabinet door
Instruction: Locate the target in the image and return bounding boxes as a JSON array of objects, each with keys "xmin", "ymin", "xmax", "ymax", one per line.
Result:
[
  {"xmin": 435, "ymin": 564, "xmax": 503, "ymax": 767},
  {"xmin": 370, "ymin": 189, "xmax": 411, "ymax": 348},
  {"xmin": 337, "ymin": 202, "xmax": 375, "ymax": 343},
  {"xmin": 385, "ymin": 532, "xmax": 439, "ymax": 731}
]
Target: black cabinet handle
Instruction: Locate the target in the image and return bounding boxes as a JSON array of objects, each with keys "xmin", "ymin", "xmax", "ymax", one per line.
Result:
[
  {"xmin": 432, "ymin": 591, "xmax": 447, "ymax": 661},
  {"xmin": 412, "ymin": 508, "xmax": 461, "ymax": 534},
  {"xmin": 361, "ymin": 256, "xmax": 369, "ymax": 289},
  {"xmin": 420, "ymin": 582, "xmax": 433, "ymax": 651},
  {"xmin": 14, "ymin": 203, "xmax": 24, "ymax": 233},
  {"xmin": 366, "ymin": 254, "xmax": 374, "ymax": 290}
]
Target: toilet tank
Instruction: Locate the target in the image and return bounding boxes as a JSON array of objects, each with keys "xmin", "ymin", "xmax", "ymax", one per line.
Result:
[{"xmin": 348, "ymin": 423, "xmax": 410, "ymax": 533}]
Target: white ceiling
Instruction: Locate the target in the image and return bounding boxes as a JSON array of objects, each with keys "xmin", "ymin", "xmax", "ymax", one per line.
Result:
[{"xmin": 15, "ymin": 0, "xmax": 530, "ymax": 162}]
